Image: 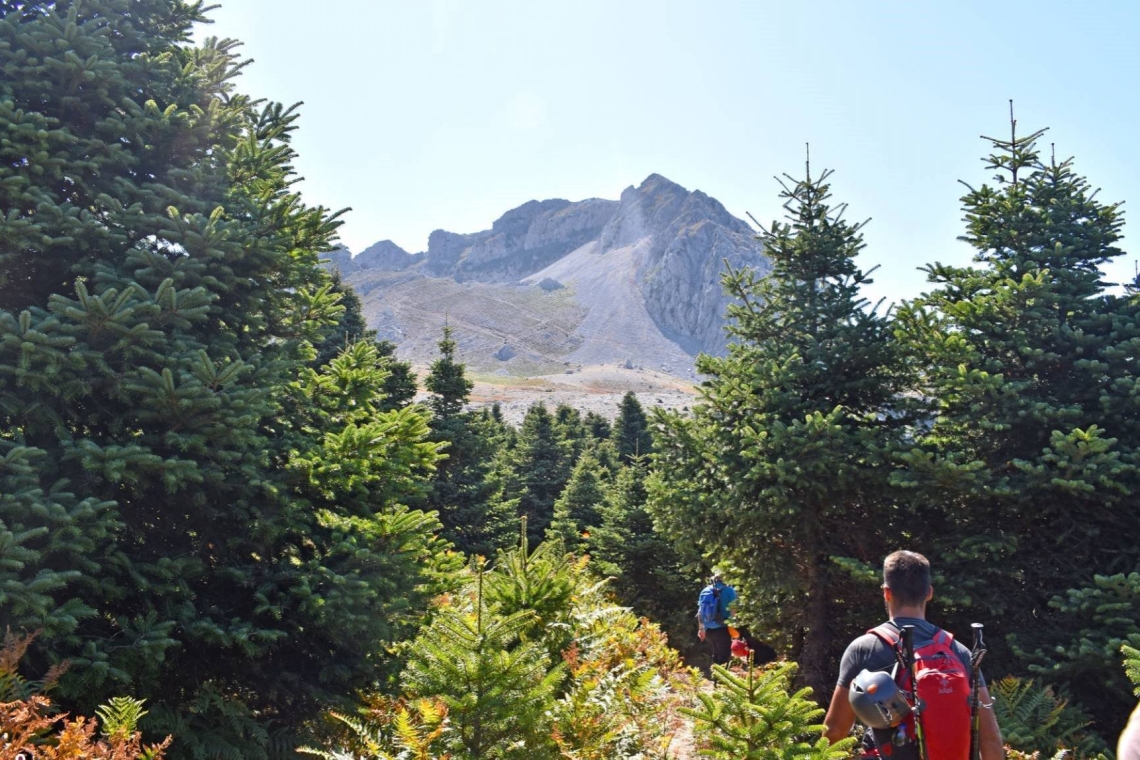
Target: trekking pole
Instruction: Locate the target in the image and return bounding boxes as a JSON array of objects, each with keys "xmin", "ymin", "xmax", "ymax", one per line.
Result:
[
  {"xmin": 969, "ymin": 624, "xmax": 988, "ymax": 760},
  {"xmin": 902, "ymin": 625, "xmax": 929, "ymax": 760}
]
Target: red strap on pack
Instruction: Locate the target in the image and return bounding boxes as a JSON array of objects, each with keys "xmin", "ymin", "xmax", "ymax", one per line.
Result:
[
  {"xmin": 868, "ymin": 623, "xmax": 954, "ymax": 650},
  {"xmin": 869, "ymin": 622, "xmax": 901, "ymax": 646}
]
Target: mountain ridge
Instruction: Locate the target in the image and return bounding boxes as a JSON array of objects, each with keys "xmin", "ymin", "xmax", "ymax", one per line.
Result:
[{"xmin": 326, "ymin": 174, "xmax": 769, "ymax": 378}]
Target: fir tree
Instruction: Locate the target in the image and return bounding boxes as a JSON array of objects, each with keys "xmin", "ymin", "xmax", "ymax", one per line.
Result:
[
  {"xmin": 613, "ymin": 392, "xmax": 654, "ymax": 463},
  {"xmin": 505, "ymin": 403, "xmax": 572, "ymax": 546},
  {"xmin": 583, "ymin": 411, "xmax": 612, "ymax": 441},
  {"xmin": 484, "ymin": 523, "xmax": 582, "ymax": 663},
  {"xmin": 1123, "ymin": 644, "xmax": 1140, "ymax": 697},
  {"xmin": 425, "ymin": 324, "xmax": 472, "ymax": 421},
  {"xmin": 403, "ymin": 562, "xmax": 562, "ymax": 759},
  {"xmin": 896, "ymin": 109, "xmax": 1140, "ymax": 727},
  {"xmin": 650, "ymin": 156, "xmax": 910, "ymax": 695},
  {"xmin": 311, "ymin": 275, "xmax": 416, "ymax": 410},
  {"xmin": 546, "ymin": 449, "xmax": 608, "ymax": 552},
  {"xmin": 424, "ymin": 326, "xmax": 512, "ymax": 556},
  {"xmin": 553, "ymin": 403, "xmax": 590, "ymax": 461},
  {"xmin": 1010, "ymin": 571, "xmax": 1140, "ymax": 732},
  {"xmin": 589, "ymin": 460, "xmax": 693, "ymax": 657},
  {"xmin": 683, "ymin": 659, "xmax": 854, "ymax": 760},
  {"xmin": 0, "ymin": 4, "xmax": 447, "ymax": 755},
  {"xmin": 373, "ymin": 339, "xmax": 418, "ymax": 411},
  {"xmin": 313, "ymin": 273, "xmax": 374, "ymax": 366}
]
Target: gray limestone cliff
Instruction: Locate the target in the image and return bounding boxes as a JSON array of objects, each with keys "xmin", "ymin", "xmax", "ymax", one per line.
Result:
[
  {"xmin": 423, "ymin": 198, "xmax": 619, "ymax": 280},
  {"xmin": 596, "ymin": 174, "xmax": 764, "ymax": 354},
  {"xmin": 325, "ymin": 175, "xmax": 768, "ymax": 377}
]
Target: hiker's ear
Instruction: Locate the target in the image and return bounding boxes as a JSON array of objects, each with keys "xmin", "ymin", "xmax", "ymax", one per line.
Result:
[
  {"xmin": 925, "ymin": 586, "xmax": 934, "ymax": 602},
  {"xmin": 882, "ymin": 584, "xmax": 891, "ymax": 601}
]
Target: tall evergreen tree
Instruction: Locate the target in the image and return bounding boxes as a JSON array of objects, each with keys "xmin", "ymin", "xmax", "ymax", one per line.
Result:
[
  {"xmin": 553, "ymin": 403, "xmax": 590, "ymax": 462},
  {"xmin": 506, "ymin": 403, "xmax": 572, "ymax": 546},
  {"xmin": 896, "ymin": 110, "xmax": 1140, "ymax": 729},
  {"xmin": 424, "ymin": 325, "xmax": 513, "ymax": 556},
  {"xmin": 588, "ymin": 459, "xmax": 693, "ymax": 657},
  {"xmin": 546, "ymin": 449, "xmax": 608, "ymax": 552},
  {"xmin": 613, "ymin": 392, "xmax": 654, "ymax": 463},
  {"xmin": 372, "ymin": 338, "xmax": 418, "ymax": 411},
  {"xmin": 649, "ymin": 158, "xmax": 911, "ymax": 696},
  {"xmin": 583, "ymin": 411, "xmax": 612, "ymax": 441},
  {"xmin": 0, "ymin": 4, "xmax": 448, "ymax": 756},
  {"xmin": 425, "ymin": 324, "xmax": 472, "ymax": 421},
  {"xmin": 313, "ymin": 273, "xmax": 373, "ymax": 366}
]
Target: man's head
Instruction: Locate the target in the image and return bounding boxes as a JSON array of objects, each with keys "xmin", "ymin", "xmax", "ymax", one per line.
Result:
[
  {"xmin": 710, "ymin": 572, "xmax": 723, "ymax": 586},
  {"xmin": 882, "ymin": 550, "xmax": 932, "ymax": 611}
]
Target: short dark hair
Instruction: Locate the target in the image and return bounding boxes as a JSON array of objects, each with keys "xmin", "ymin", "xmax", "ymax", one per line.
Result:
[{"xmin": 883, "ymin": 550, "xmax": 931, "ymax": 606}]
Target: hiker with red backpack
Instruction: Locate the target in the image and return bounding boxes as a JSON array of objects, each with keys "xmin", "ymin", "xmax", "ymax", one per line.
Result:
[{"xmin": 822, "ymin": 550, "xmax": 1004, "ymax": 760}]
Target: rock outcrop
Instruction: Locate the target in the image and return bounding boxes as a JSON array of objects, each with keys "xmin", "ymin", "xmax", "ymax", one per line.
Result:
[
  {"xmin": 356, "ymin": 240, "xmax": 422, "ymax": 270},
  {"xmin": 417, "ymin": 198, "xmax": 619, "ymax": 281},
  {"xmin": 325, "ymin": 175, "xmax": 768, "ymax": 377},
  {"xmin": 595, "ymin": 174, "xmax": 764, "ymax": 354}
]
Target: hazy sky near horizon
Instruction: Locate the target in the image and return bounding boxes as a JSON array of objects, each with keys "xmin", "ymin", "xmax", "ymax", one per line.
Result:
[{"xmin": 199, "ymin": 1, "xmax": 1140, "ymax": 306}]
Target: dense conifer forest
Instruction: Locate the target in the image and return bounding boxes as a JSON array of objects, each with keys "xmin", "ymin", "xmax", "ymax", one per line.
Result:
[{"xmin": 2, "ymin": 2, "xmax": 1140, "ymax": 758}]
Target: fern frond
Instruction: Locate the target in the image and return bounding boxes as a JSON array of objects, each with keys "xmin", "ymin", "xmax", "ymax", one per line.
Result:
[{"xmin": 95, "ymin": 696, "xmax": 148, "ymax": 741}]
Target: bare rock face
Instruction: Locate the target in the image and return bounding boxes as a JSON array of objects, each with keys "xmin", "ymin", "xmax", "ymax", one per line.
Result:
[
  {"xmin": 424, "ymin": 197, "xmax": 619, "ymax": 281},
  {"xmin": 356, "ymin": 240, "xmax": 423, "ymax": 270},
  {"xmin": 547, "ymin": 173, "xmax": 767, "ymax": 356},
  {"xmin": 620, "ymin": 178, "xmax": 769, "ymax": 354},
  {"xmin": 537, "ymin": 277, "xmax": 564, "ymax": 291},
  {"xmin": 322, "ymin": 242, "xmax": 422, "ymax": 274},
  {"xmin": 322, "ymin": 246, "xmax": 356, "ymax": 272},
  {"xmin": 425, "ymin": 229, "xmax": 475, "ymax": 274},
  {"xmin": 599, "ymin": 174, "xmax": 689, "ymax": 251},
  {"xmin": 332, "ymin": 175, "xmax": 769, "ymax": 378}
]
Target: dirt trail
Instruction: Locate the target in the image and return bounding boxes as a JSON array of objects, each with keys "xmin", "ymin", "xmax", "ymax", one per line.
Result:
[{"xmin": 667, "ymin": 717, "xmax": 698, "ymax": 759}]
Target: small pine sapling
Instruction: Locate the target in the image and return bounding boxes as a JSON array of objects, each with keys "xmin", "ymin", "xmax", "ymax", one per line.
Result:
[
  {"xmin": 402, "ymin": 559, "xmax": 563, "ymax": 759},
  {"xmin": 682, "ymin": 658, "xmax": 854, "ymax": 760}
]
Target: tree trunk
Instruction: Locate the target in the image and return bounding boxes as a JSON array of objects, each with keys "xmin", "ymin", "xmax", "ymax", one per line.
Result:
[{"xmin": 798, "ymin": 554, "xmax": 834, "ymax": 705}]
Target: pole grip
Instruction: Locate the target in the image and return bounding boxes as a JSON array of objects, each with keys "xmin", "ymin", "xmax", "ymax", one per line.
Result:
[
  {"xmin": 901, "ymin": 625, "xmax": 916, "ymax": 679},
  {"xmin": 971, "ymin": 622, "xmax": 987, "ymax": 667},
  {"xmin": 969, "ymin": 623, "xmax": 986, "ymax": 760}
]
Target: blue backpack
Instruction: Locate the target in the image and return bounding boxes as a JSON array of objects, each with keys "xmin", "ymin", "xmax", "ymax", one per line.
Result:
[{"xmin": 697, "ymin": 584, "xmax": 723, "ymax": 626}]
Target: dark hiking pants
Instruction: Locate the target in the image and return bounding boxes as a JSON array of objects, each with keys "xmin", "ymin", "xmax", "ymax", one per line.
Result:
[{"xmin": 706, "ymin": 626, "xmax": 731, "ymax": 665}]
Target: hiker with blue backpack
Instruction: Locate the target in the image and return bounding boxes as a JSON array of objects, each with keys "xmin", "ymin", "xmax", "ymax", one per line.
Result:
[
  {"xmin": 697, "ymin": 572, "xmax": 737, "ymax": 666},
  {"xmin": 822, "ymin": 550, "xmax": 1004, "ymax": 760}
]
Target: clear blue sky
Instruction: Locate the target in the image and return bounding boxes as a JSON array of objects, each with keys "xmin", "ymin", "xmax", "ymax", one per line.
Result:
[{"xmin": 199, "ymin": 1, "xmax": 1140, "ymax": 306}]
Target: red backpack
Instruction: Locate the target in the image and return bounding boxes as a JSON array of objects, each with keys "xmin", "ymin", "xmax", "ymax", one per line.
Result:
[{"xmin": 869, "ymin": 624, "xmax": 972, "ymax": 760}]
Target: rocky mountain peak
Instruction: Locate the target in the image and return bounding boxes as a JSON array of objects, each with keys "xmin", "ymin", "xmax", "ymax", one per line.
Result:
[
  {"xmin": 356, "ymin": 239, "xmax": 421, "ymax": 270},
  {"xmin": 597, "ymin": 174, "xmax": 750, "ymax": 254},
  {"xmin": 327, "ymin": 175, "xmax": 769, "ymax": 378}
]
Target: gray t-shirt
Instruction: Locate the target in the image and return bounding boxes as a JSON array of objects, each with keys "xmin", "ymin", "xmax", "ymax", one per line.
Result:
[{"xmin": 836, "ymin": 617, "xmax": 983, "ymax": 689}]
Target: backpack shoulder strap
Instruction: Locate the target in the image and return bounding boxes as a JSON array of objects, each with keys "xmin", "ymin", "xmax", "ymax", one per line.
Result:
[
  {"xmin": 868, "ymin": 622, "xmax": 901, "ymax": 648},
  {"xmin": 869, "ymin": 622, "xmax": 913, "ymax": 684}
]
